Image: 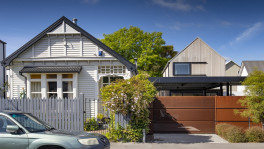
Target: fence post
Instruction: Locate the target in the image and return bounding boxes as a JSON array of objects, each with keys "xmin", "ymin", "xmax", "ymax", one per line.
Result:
[
  {"xmin": 248, "ymin": 117, "xmax": 250, "ymax": 129},
  {"xmin": 143, "ymin": 129, "xmax": 146, "ymax": 143},
  {"xmin": 79, "ymin": 93, "xmax": 85, "ymax": 131}
]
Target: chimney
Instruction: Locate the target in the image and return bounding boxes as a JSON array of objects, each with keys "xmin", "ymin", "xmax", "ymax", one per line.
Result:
[{"xmin": 72, "ymin": 18, "xmax": 78, "ymax": 24}]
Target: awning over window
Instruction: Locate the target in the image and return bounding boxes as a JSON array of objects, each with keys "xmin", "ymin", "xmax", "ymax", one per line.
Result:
[{"xmin": 20, "ymin": 66, "xmax": 82, "ymax": 73}]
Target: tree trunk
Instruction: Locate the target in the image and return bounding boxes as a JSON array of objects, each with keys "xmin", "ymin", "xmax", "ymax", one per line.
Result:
[{"xmin": 262, "ymin": 118, "xmax": 264, "ymax": 130}]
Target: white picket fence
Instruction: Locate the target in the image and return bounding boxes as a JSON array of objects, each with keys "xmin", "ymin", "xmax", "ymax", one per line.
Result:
[{"xmin": 0, "ymin": 98, "xmax": 84, "ymax": 131}]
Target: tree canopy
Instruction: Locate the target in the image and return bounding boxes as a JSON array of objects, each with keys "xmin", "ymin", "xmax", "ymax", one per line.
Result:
[
  {"xmin": 235, "ymin": 70, "xmax": 264, "ymax": 126},
  {"xmin": 101, "ymin": 26, "xmax": 177, "ymax": 77}
]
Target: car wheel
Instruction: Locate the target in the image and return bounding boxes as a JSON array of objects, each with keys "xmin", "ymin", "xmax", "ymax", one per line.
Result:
[{"xmin": 38, "ymin": 145, "xmax": 65, "ymax": 149}]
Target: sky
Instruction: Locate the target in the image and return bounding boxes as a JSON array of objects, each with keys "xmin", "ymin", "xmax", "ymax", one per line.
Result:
[{"xmin": 1, "ymin": 0, "xmax": 264, "ymax": 65}]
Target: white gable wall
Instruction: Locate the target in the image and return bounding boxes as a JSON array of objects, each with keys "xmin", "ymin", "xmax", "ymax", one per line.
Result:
[{"xmin": 236, "ymin": 66, "xmax": 248, "ymax": 96}]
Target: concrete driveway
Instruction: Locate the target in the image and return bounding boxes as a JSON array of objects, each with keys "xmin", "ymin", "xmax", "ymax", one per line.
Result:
[
  {"xmin": 153, "ymin": 133, "xmax": 228, "ymax": 143},
  {"xmin": 111, "ymin": 143, "xmax": 264, "ymax": 149}
]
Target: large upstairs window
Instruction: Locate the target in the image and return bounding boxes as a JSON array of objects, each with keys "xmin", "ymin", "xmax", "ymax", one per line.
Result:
[{"xmin": 173, "ymin": 63, "xmax": 191, "ymax": 76}]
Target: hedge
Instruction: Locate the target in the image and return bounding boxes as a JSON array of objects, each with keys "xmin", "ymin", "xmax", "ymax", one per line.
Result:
[{"xmin": 216, "ymin": 123, "xmax": 264, "ymax": 143}]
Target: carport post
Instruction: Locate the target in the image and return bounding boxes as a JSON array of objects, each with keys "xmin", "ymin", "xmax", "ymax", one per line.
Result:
[
  {"xmin": 230, "ymin": 85, "xmax": 232, "ymax": 96},
  {"xmin": 226, "ymin": 83, "xmax": 230, "ymax": 96},
  {"xmin": 220, "ymin": 83, "xmax": 223, "ymax": 96}
]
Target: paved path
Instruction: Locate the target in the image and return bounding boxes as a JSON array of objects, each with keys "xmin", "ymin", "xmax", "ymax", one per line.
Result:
[
  {"xmin": 111, "ymin": 143, "xmax": 264, "ymax": 149},
  {"xmin": 154, "ymin": 133, "xmax": 228, "ymax": 143}
]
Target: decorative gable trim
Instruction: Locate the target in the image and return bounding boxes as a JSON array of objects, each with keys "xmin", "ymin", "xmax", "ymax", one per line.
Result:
[{"xmin": 2, "ymin": 16, "xmax": 136, "ymax": 74}]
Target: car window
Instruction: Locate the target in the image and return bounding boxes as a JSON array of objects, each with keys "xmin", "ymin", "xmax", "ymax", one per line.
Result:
[
  {"xmin": 10, "ymin": 114, "xmax": 47, "ymax": 132},
  {"xmin": 0, "ymin": 115, "xmax": 16, "ymax": 133}
]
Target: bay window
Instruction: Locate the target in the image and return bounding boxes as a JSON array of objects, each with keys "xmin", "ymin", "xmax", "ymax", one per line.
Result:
[{"xmin": 29, "ymin": 73, "xmax": 76, "ymax": 99}]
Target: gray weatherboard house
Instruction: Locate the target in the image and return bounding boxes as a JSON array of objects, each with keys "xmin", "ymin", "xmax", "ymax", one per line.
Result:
[
  {"xmin": 150, "ymin": 38, "xmax": 245, "ymax": 96},
  {"xmin": 1, "ymin": 16, "xmax": 136, "ymax": 117}
]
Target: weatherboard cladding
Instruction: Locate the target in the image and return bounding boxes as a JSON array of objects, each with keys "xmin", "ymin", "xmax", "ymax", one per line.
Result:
[
  {"xmin": 162, "ymin": 38, "xmax": 225, "ymax": 76},
  {"xmin": 20, "ymin": 66, "xmax": 82, "ymax": 73},
  {"xmin": 2, "ymin": 16, "xmax": 136, "ymax": 73}
]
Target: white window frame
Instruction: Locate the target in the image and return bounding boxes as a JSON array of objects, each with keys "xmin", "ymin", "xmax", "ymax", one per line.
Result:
[
  {"xmin": 28, "ymin": 73, "xmax": 77, "ymax": 99},
  {"xmin": 62, "ymin": 75, "xmax": 74, "ymax": 99},
  {"xmin": 30, "ymin": 77, "xmax": 42, "ymax": 98}
]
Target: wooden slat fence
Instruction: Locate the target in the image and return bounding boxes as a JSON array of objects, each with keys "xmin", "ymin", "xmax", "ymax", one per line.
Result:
[{"xmin": 0, "ymin": 98, "xmax": 84, "ymax": 131}]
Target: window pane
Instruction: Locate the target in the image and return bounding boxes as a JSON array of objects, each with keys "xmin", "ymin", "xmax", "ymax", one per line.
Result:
[
  {"xmin": 174, "ymin": 63, "xmax": 190, "ymax": 75},
  {"xmin": 47, "ymin": 82, "xmax": 57, "ymax": 92},
  {"xmin": 48, "ymin": 93, "xmax": 57, "ymax": 98},
  {"xmin": 31, "ymin": 82, "xmax": 41, "ymax": 92},
  {"xmin": 0, "ymin": 116, "xmax": 15, "ymax": 133},
  {"xmin": 31, "ymin": 74, "xmax": 41, "ymax": 79},
  {"xmin": 63, "ymin": 93, "xmax": 73, "ymax": 99},
  {"xmin": 47, "ymin": 74, "xmax": 57, "ymax": 79},
  {"xmin": 103, "ymin": 77, "xmax": 109, "ymax": 83},
  {"xmin": 63, "ymin": 81, "xmax": 73, "ymax": 92},
  {"xmin": 62, "ymin": 74, "xmax": 73, "ymax": 79},
  {"xmin": 31, "ymin": 93, "xmax": 42, "ymax": 99}
]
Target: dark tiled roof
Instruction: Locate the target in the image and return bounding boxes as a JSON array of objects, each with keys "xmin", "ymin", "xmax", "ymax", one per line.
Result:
[
  {"xmin": 20, "ymin": 66, "xmax": 82, "ymax": 73},
  {"xmin": 243, "ymin": 61, "xmax": 264, "ymax": 74},
  {"xmin": 2, "ymin": 16, "xmax": 136, "ymax": 74}
]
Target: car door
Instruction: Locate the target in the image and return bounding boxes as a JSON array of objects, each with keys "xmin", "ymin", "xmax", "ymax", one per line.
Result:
[{"xmin": 0, "ymin": 115, "xmax": 28, "ymax": 149}]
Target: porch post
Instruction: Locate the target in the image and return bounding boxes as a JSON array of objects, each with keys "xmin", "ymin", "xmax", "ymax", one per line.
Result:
[
  {"xmin": 203, "ymin": 89, "xmax": 207, "ymax": 96},
  {"xmin": 220, "ymin": 83, "xmax": 223, "ymax": 96},
  {"xmin": 226, "ymin": 82, "xmax": 230, "ymax": 96},
  {"xmin": 230, "ymin": 85, "xmax": 232, "ymax": 96},
  {"xmin": 41, "ymin": 74, "xmax": 47, "ymax": 98}
]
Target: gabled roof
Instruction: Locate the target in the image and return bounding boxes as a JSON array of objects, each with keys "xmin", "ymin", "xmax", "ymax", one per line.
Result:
[
  {"xmin": 162, "ymin": 37, "xmax": 224, "ymax": 74},
  {"xmin": 225, "ymin": 60, "xmax": 240, "ymax": 70},
  {"xmin": 0, "ymin": 40, "xmax": 6, "ymax": 44},
  {"xmin": 240, "ymin": 61, "xmax": 264, "ymax": 75},
  {"xmin": 2, "ymin": 16, "xmax": 136, "ymax": 73}
]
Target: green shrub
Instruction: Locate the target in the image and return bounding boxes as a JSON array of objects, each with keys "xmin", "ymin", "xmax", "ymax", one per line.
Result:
[
  {"xmin": 216, "ymin": 123, "xmax": 233, "ymax": 137},
  {"xmin": 84, "ymin": 118, "xmax": 99, "ymax": 131},
  {"xmin": 246, "ymin": 127, "xmax": 264, "ymax": 142},
  {"xmin": 97, "ymin": 114, "xmax": 104, "ymax": 121},
  {"xmin": 105, "ymin": 123, "xmax": 124, "ymax": 142},
  {"xmin": 216, "ymin": 123, "xmax": 247, "ymax": 143},
  {"xmin": 226, "ymin": 126, "xmax": 247, "ymax": 143}
]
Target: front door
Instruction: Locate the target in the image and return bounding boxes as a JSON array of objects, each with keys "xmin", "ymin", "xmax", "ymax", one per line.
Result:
[{"xmin": 0, "ymin": 115, "xmax": 28, "ymax": 149}]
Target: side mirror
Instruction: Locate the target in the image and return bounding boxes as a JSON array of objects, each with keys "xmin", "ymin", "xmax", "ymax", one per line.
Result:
[{"xmin": 6, "ymin": 125, "xmax": 19, "ymax": 133}]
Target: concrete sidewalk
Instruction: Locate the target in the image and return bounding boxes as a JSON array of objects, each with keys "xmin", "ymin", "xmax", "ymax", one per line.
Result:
[{"xmin": 111, "ymin": 143, "xmax": 264, "ymax": 149}]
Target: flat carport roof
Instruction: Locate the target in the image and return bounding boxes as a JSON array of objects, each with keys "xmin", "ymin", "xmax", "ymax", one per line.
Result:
[{"xmin": 149, "ymin": 76, "xmax": 246, "ymax": 90}]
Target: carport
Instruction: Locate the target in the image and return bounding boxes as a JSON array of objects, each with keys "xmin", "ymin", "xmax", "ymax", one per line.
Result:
[
  {"xmin": 149, "ymin": 76, "xmax": 246, "ymax": 96},
  {"xmin": 148, "ymin": 76, "xmax": 248, "ymax": 134}
]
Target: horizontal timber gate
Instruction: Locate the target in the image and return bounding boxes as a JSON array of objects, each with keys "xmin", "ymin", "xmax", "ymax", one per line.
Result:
[
  {"xmin": 150, "ymin": 96, "xmax": 261, "ymax": 134},
  {"xmin": 150, "ymin": 96, "xmax": 216, "ymax": 134}
]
